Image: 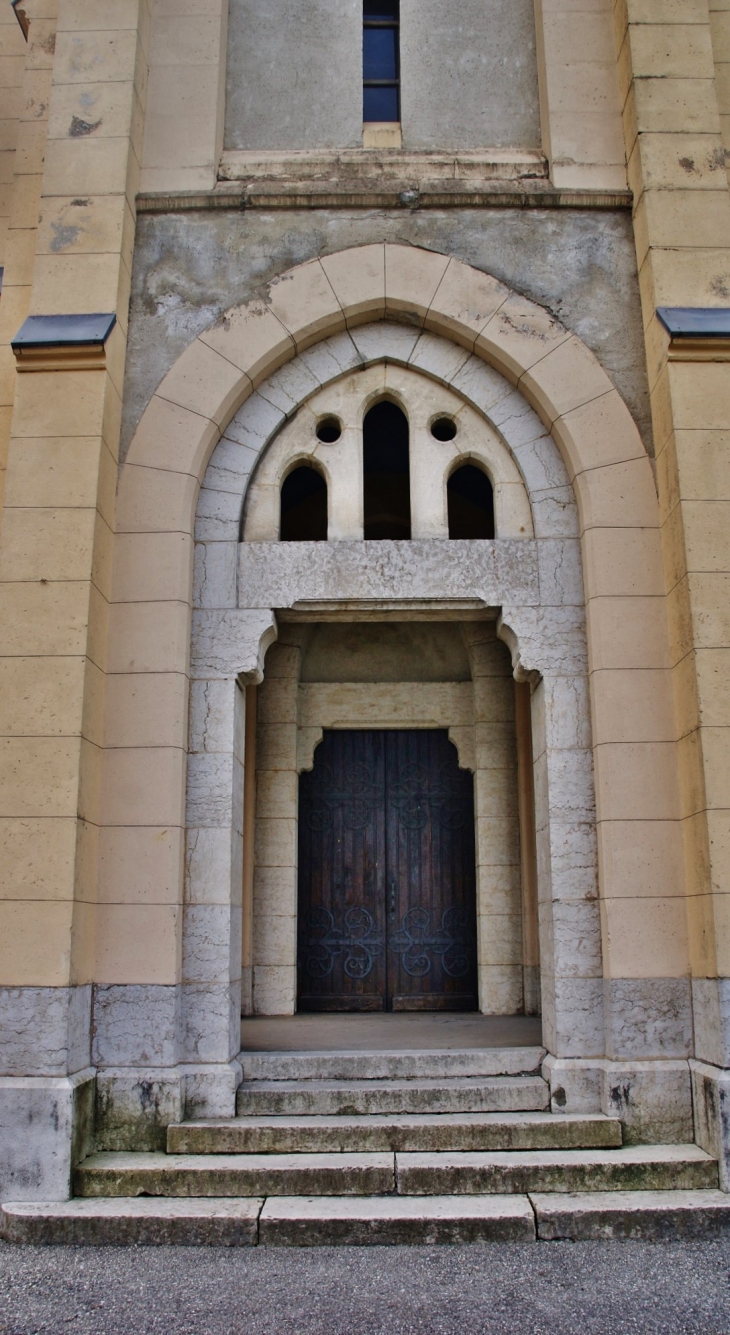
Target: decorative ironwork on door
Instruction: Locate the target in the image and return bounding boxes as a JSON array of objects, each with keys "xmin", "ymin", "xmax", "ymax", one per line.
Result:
[{"xmin": 297, "ymin": 729, "xmax": 478, "ymax": 1012}]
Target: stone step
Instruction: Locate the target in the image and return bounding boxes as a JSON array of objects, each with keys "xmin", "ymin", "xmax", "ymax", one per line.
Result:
[
  {"xmin": 74, "ymin": 1144, "xmax": 716, "ymax": 1200},
  {"xmin": 238, "ymin": 1047, "xmax": 546, "ymax": 1082},
  {"xmin": 235, "ymin": 1075, "xmax": 549, "ymax": 1117},
  {"xmin": 0, "ymin": 1197, "xmax": 263, "ymax": 1247},
  {"xmin": 532, "ymin": 1190, "xmax": 730, "ymax": 1241},
  {"xmin": 168, "ymin": 1111, "xmax": 622, "ymax": 1156},
  {"xmin": 257, "ymin": 1194, "xmax": 536, "ymax": 1245},
  {"xmin": 396, "ymin": 1145, "xmax": 718, "ymax": 1196},
  {"xmin": 6, "ymin": 1189, "xmax": 730, "ymax": 1247},
  {"xmin": 75, "ymin": 1151, "xmax": 395, "ymax": 1199}
]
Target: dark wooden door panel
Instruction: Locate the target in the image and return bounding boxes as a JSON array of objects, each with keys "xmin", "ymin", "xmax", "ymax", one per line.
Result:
[
  {"xmin": 385, "ymin": 731, "xmax": 478, "ymax": 1011},
  {"xmin": 297, "ymin": 730, "xmax": 386, "ymax": 1011},
  {"xmin": 297, "ymin": 729, "xmax": 478, "ymax": 1012}
]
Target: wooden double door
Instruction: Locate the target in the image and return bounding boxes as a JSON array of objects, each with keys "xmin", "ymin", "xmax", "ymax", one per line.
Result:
[{"xmin": 297, "ymin": 730, "xmax": 478, "ymax": 1012}]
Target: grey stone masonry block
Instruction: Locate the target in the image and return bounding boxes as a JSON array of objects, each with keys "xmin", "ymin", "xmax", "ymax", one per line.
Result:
[
  {"xmin": 543, "ymin": 1057, "xmax": 604, "ymax": 1115},
  {"xmin": 181, "ymin": 1060, "xmax": 242, "ymax": 1122},
  {"xmin": 226, "ymin": 0, "xmax": 362, "ymax": 151},
  {"xmin": 0, "ymin": 1070, "xmax": 94, "ymax": 1202},
  {"xmin": 601, "ymin": 1061, "xmax": 693, "ymax": 1146},
  {"xmin": 181, "ymin": 980, "xmax": 241, "ymax": 1066},
  {"xmin": 237, "ymin": 540, "xmax": 539, "ymax": 611},
  {"xmin": 693, "ymin": 978, "xmax": 730, "ymax": 1069},
  {"xmin": 400, "ymin": 0, "xmax": 540, "ymax": 151},
  {"xmin": 190, "ymin": 609, "xmax": 276, "ymax": 681},
  {"xmin": 75, "ymin": 1152, "xmax": 396, "ymax": 1199},
  {"xmin": 0, "ymin": 985, "xmax": 91, "ymax": 1077},
  {"xmin": 94, "ymin": 1069, "xmax": 184, "ymax": 1153},
  {"xmin": 92, "ymin": 985, "xmax": 180, "ymax": 1069},
  {"xmin": 691, "ymin": 1059, "xmax": 730, "ymax": 1192},
  {"xmin": 193, "ymin": 542, "xmax": 238, "ymax": 610},
  {"xmin": 604, "ymin": 978, "xmax": 693, "ymax": 1060}
]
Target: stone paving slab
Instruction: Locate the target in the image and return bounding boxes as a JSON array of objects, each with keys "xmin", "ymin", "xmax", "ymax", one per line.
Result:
[
  {"xmin": 258, "ymin": 1194, "xmax": 536, "ymax": 1245},
  {"xmin": 168, "ymin": 1111, "xmax": 622, "ymax": 1156},
  {"xmin": 0, "ymin": 1197, "xmax": 263, "ymax": 1246},
  {"xmin": 239, "ymin": 1012, "xmax": 543, "ymax": 1051},
  {"xmin": 531, "ymin": 1190, "xmax": 730, "ymax": 1241},
  {"xmin": 396, "ymin": 1145, "xmax": 719, "ymax": 1195}
]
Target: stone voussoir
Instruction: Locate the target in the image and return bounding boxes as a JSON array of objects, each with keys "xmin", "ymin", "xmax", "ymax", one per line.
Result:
[
  {"xmin": 395, "ymin": 1145, "xmax": 719, "ymax": 1196},
  {"xmin": 74, "ymin": 1152, "xmax": 395, "ymax": 1199},
  {"xmin": 235, "ymin": 1076, "xmax": 549, "ymax": 1117},
  {"xmin": 168, "ymin": 1112, "xmax": 622, "ymax": 1156}
]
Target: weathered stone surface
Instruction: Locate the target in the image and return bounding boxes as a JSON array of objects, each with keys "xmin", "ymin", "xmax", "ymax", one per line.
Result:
[
  {"xmin": 95, "ymin": 1069, "xmax": 184, "ymax": 1153},
  {"xmin": 691, "ymin": 1059, "xmax": 730, "ymax": 1192},
  {"xmin": 75, "ymin": 1152, "xmax": 396, "ymax": 1199},
  {"xmin": 602, "ymin": 1061, "xmax": 693, "ymax": 1146},
  {"xmin": 237, "ymin": 540, "xmax": 539, "ymax": 610},
  {"xmin": 226, "ymin": 0, "xmax": 361, "ymax": 152},
  {"xmin": 400, "ymin": 0, "xmax": 539, "ymax": 152},
  {"xmin": 238, "ymin": 1048, "xmax": 546, "ymax": 1082},
  {"xmin": 395, "ymin": 1145, "xmax": 718, "ymax": 1196},
  {"xmin": 0, "ymin": 986, "xmax": 91, "ymax": 1077},
  {"xmin": 168, "ymin": 1112, "xmax": 622, "ymax": 1156},
  {"xmin": 123, "ymin": 214, "xmax": 651, "ymax": 461},
  {"xmin": 0, "ymin": 1197, "xmax": 263, "ymax": 1247},
  {"xmin": 0, "ymin": 1071, "xmax": 95, "ymax": 1203},
  {"xmin": 258, "ymin": 1193, "xmax": 536, "ymax": 1246},
  {"xmin": 532, "ymin": 1190, "xmax": 730, "ymax": 1241},
  {"xmin": 235, "ymin": 1076, "xmax": 549, "ymax": 1117}
]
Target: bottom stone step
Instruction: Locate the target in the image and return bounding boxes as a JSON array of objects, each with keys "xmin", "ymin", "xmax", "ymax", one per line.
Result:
[
  {"xmin": 258, "ymin": 1194, "xmax": 535, "ymax": 1245},
  {"xmin": 532, "ymin": 1190, "xmax": 730, "ymax": 1241},
  {"xmin": 0, "ymin": 1197, "xmax": 263, "ymax": 1247},
  {"xmin": 4, "ymin": 1190, "xmax": 730, "ymax": 1246}
]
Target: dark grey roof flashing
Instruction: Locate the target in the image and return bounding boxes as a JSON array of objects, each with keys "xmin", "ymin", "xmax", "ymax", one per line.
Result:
[
  {"xmin": 11, "ymin": 313, "xmax": 116, "ymax": 350},
  {"xmin": 657, "ymin": 307, "xmax": 730, "ymax": 338}
]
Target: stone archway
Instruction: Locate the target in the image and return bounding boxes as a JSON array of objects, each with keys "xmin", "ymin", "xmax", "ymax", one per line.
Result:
[{"xmin": 102, "ymin": 245, "xmax": 679, "ymax": 1124}]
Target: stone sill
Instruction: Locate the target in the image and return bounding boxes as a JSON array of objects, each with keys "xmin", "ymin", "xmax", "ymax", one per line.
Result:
[{"xmin": 218, "ymin": 147, "xmax": 549, "ymax": 184}]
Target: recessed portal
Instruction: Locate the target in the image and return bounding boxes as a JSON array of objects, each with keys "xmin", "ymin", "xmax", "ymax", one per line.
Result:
[
  {"xmin": 297, "ymin": 729, "xmax": 478, "ymax": 1013},
  {"xmin": 363, "ymin": 401, "xmax": 411, "ymax": 540}
]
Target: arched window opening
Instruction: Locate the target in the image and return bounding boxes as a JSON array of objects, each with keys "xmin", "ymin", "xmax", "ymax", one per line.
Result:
[
  {"xmin": 447, "ymin": 464, "xmax": 495, "ymax": 540},
  {"xmin": 280, "ymin": 465, "xmax": 327, "ymax": 541},
  {"xmin": 363, "ymin": 400, "xmax": 411, "ymax": 540}
]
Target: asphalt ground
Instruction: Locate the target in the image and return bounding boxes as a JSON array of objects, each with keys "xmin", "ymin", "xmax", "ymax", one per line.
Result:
[{"xmin": 1, "ymin": 1239, "xmax": 730, "ymax": 1334}]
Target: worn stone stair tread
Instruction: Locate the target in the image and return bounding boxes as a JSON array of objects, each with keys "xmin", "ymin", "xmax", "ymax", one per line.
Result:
[
  {"xmin": 396, "ymin": 1144, "xmax": 719, "ymax": 1195},
  {"xmin": 531, "ymin": 1190, "xmax": 730, "ymax": 1240},
  {"xmin": 75, "ymin": 1151, "xmax": 395, "ymax": 1198},
  {"xmin": 0, "ymin": 1197, "xmax": 263, "ymax": 1246},
  {"xmin": 239, "ymin": 1047, "xmax": 546, "ymax": 1081},
  {"xmin": 258, "ymin": 1194, "xmax": 536, "ymax": 1244},
  {"xmin": 169, "ymin": 1111, "xmax": 622, "ymax": 1155},
  {"xmin": 236, "ymin": 1075, "xmax": 549, "ymax": 1116}
]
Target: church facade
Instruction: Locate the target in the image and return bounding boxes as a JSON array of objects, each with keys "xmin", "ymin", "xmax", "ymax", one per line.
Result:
[{"xmin": 1, "ymin": 0, "xmax": 730, "ymax": 1235}]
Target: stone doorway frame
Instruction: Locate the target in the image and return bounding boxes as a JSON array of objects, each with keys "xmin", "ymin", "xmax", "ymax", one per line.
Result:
[{"xmin": 103, "ymin": 245, "xmax": 677, "ymax": 1128}]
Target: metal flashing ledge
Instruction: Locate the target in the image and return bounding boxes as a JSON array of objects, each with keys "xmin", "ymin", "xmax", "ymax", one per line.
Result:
[
  {"xmin": 11, "ymin": 313, "xmax": 116, "ymax": 372},
  {"xmin": 657, "ymin": 307, "xmax": 730, "ymax": 362}
]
